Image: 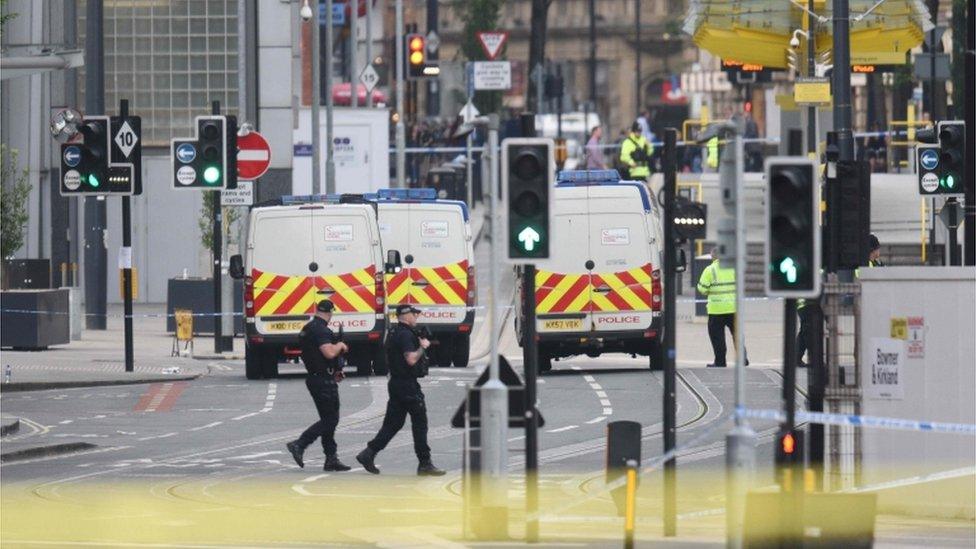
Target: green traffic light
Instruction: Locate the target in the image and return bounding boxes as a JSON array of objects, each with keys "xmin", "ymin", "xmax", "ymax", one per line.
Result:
[
  {"xmin": 517, "ymin": 226, "xmax": 542, "ymax": 252},
  {"xmin": 88, "ymin": 174, "xmax": 100, "ymax": 188},
  {"xmin": 203, "ymin": 166, "xmax": 221, "ymax": 184},
  {"xmin": 945, "ymin": 175, "xmax": 955, "ymax": 189},
  {"xmin": 778, "ymin": 257, "xmax": 798, "ymax": 284}
]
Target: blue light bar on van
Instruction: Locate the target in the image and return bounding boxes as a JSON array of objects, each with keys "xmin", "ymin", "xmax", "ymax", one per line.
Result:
[
  {"xmin": 557, "ymin": 169, "xmax": 621, "ymax": 184},
  {"xmin": 375, "ymin": 188, "xmax": 437, "ymax": 200},
  {"xmin": 281, "ymin": 194, "xmax": 341, "ymax": 205}
]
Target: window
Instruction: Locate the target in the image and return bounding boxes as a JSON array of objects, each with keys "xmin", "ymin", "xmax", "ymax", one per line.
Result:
[{"xmin": 78, "ymin": 0, "xmax": 239, "ymax": 146}]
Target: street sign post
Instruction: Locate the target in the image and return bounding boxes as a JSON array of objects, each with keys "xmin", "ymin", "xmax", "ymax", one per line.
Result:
[
  {"xmin": 359, "ymin": 64, "xmax": 380, "ymax": 93},
  {"xmin": 476, "ymin": 31, "xmax": 509, "ymax": 61},
  {"xmin": 236, "ymin": 131, "xmax": 271, "ymax": 180}
]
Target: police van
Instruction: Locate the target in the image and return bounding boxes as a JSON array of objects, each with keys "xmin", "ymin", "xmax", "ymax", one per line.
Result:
[
  {"xmin": 230, "ymin": 195, "xmax": 390, "ymax": 379},
  {"xmin": 372, "ymin": 188, "xmax": 476, "ymax": 367},
  {"xmin": 516, "ymin": 170, "xmax": 664, "ymax": 371}
]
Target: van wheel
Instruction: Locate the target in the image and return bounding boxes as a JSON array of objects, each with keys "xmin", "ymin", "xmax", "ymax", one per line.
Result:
[
  {"xmin": 262, "ymin": 347, "xmax": 280, "ymax": 378},
  {"xmin": 539, "ymin": 350, "xmax": 553, "ymax": 373},
  {"xmin": 452, "ymin": 334, "xmax": 470, "ymax": 368},
  {"xmin": 371, "ymin": 344, "xmax": 388, "ymax": 376},
  {"xmin": 646, "ymin": 340, "xmax": 663, "ymax": 371},
  {"xmin": 245, "ymin": 343, "xmax": 262, "ymax": 380},
  {"xmin": 435, "ymin": 338, "xmax": 453, "ymax": 368}
]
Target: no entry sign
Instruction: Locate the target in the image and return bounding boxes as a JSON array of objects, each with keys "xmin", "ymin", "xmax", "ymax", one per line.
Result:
[{"xmin": 237, "ymin": 131, "xmax": 271, "ymax": 180}]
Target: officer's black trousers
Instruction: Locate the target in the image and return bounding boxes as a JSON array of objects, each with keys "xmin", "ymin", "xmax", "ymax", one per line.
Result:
[
  {"xmin": 297, "ymin": 375, "xmax": 340, "ymax": 456},
  {"xmin": 707, "ymin": 313, "xmax": 741, "ymax": 367},
  {"xmin": 367, "ymin": 378, "xmax": 431, "ymax": 461}
]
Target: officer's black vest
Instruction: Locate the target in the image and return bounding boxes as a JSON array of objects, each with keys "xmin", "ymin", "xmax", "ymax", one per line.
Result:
[
  {"xmin": 387, "ymin": 324, "xmax": 420, "ymax": 379},
  {"xmin": 300, "ymin": 318, "xmax": 337, "ymax": 376}
]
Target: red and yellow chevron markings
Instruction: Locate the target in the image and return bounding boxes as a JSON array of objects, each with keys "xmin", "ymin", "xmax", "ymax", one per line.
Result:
[
  {"xmin": 251, "ymin": 265, "xmax": 377, "ymax": 315},
  {"xmin": 386, "ymin": 260, "xmax": 469, "ymax": 306},
  {"xmin": 535, "ymin": 263, "xmax": 653, "ymax": 313}
]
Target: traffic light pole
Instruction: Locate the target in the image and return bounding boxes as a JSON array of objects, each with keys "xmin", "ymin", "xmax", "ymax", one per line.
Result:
[
  {"xmin": 84, "ymin": 0, "xmax": 108, "ymax": 330},
  {"xmin": 211, "ymin": 101, "xmax": 230, "ymax": 354},
  {"xmin": 523, "ymin": 265, "xmax": 539, "ymax": 543},
  {"xmin": 120, "ymin": 99, "xmax": 135, "ymax": 373},
  {"xmin": 778, "ymin": 298, "xmax": 804, "ymax": 545},
  {"xmin": 662, "ymin": 128, "xmax": 678, "ymax": 537}
]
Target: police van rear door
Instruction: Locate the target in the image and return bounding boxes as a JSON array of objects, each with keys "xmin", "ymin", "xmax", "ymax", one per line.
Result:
[
  {"xmin": 404, "ymin": 202, "xmax": 470, "ymax": 326},
  {"xmin": 587, "ymin": 184, "xmax": 655, "ymax": 333},
  {"xmin": 535, "ymin": 186, "xmax": 593, "ymax": 334}
]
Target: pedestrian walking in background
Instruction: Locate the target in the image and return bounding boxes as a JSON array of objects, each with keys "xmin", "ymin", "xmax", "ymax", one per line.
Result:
[
  {"xmin": 584, "ymin": 126, "xmax": 606, "ymax": 170},
  {"xmin": 619, "ymin": 121, "xmax": 653, "ymax": 181}
]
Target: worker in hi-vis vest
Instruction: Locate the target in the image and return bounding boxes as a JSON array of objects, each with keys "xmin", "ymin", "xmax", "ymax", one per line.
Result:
[{"xmin": 697, "ymin": 248, "xmax": 748, "ymax": 367}]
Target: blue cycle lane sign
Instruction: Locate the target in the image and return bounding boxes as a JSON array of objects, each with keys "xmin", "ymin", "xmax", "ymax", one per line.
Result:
[
  {"xmin": 919, "ymin": 148, "xmax": 939, "ymax": 171},
  {"xmin": 63, "ymin": 146, "xmax": 81, "ymax": 168},
  {"xmin": 176, "ymin": 143, "xmax": 196, "ymax": 164}
]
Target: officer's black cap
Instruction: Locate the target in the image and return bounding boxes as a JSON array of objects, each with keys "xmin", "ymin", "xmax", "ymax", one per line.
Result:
[
  {"xmin": 395, "ymin": 304, "xmax": 421, "ymax": 316},
  {"xmin": 868, "ymin": 234, "xmax": 880, "ymax": 251},
  {"xmin": 316, "ymin": 300, "xmax": 335, "ymax": 313}
]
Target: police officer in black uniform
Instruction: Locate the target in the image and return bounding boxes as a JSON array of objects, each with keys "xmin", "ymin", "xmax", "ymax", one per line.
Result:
[
  {"xmin": 286, "ymin": 300, "xmax": 352, "ymax": 471},
  {"xmin": 356, "ymin": 304, "xmax": 446, "ymax": 476}
]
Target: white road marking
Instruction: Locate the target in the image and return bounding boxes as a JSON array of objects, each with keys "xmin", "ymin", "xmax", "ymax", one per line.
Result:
[
  {"xmin": 188, "ymin": 421, "xmax": 223, "ymax": 432},
  {"xmin": 59, "ymin": 420, "xmax": 73, "ymax": 425},
  {"xmin": 583, "ymin": 375, "xmax": 596, "ymax": 383},
  {"xmin": 301, "ymin": 473, "xmax": 331, "ymax": 483},
  {"xmin": 595, "ymin": 390, "xmax": 607, "ymax": 398},
  {"xmin": 599, "ymin": 399, "xmax": 612, "ymax": 407},
  {"xmin": 547, "ymin": 425, "xmax": 579, "ymax": 433},
  {"xmin": 52, "ymin": 433, "xmax": 106, "ymax": 438},
  {"xmin": 137, "ymin": 432, "xmax": 177, "ymax": 441},
  {"xmin": 602, "ymin": 407, "xmax": 613, "ymax": 415},
  {"xmin": 508, "ymin": 435, "xmax": 526, "ymax": 442},
  {"xmin": 586, "ymin": 416, "xmax": 608, "ymax": 424},
  {"xmin": 232, "ymin": 382, "xmax": 277, "ymax": 420}
]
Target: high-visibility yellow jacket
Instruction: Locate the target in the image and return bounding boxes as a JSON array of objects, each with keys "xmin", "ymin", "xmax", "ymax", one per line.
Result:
[
  {"xmin": 697, "ymin": 259, "xmax": 736, "ymax": 315},
  {"xmin": 620, "ymin": 134, "xmax": 653, "ymax": 179},
  {"xmin": 706, "ymin": 136, "xmax": 719, "ymax": 169}
]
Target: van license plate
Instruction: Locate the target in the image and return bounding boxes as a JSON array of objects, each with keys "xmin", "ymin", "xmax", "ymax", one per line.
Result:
[
  {"xmin": 542, "ymin": 319, "xmax": 582, "ymax": 330},
  {"xmin": 266, "ymin": 321, "xmax": 305, "ymax": 332}
]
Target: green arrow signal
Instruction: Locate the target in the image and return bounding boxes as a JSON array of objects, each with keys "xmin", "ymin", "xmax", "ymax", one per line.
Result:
[
  {"xmin": 518, "ymin": 226, "xmax": 541, "ymax": 252},
  {"xmin": 779, "ymin": 257, "xmax": 798, "ymax": 284}
]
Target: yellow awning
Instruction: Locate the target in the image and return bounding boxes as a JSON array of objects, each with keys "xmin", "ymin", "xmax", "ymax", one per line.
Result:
[{"xmin": 684, "ymin": 0, "xmax": 933, "ymax": 69}]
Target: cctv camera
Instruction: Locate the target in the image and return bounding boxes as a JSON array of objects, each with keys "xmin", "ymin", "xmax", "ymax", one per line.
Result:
[
  {"xmin": 789, "ymin": 36, "xmax": 800, "ymax": 49},
  {"xmin": 300, "ymin": 1, "xmax": 314, "ymax": 21}
]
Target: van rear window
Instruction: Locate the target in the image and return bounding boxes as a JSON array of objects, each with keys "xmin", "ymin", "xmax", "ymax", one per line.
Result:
[{"xmin": 252, "ymin": 213, "xmax": 373, "ymax": 275}]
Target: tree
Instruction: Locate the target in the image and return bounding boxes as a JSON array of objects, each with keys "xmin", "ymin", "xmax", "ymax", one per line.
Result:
[
  {"xmin": 458, "ymin": 0, "xmax": 505, "ymax": 113},
  {"xmin": 197, "ymin": 192, "xmax": 241, "ymax": 259},
  {"xmin": 526, "ymin": 0, "xmax": 552, "ymax": 110},
  {"xmin": 1, "ymin": 144, "xmax": 32, "ymax": 259}
]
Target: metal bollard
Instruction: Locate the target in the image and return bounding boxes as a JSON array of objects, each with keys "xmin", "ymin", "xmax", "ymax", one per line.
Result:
[{"xmin": 623, "ymin": 459, "xmax": 638, "ymax": 549}]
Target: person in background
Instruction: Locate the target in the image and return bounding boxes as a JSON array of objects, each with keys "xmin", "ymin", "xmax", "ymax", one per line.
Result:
[
  {"xmin": 619, "ymin": 121, "xmax": 653, "ymax": 181},
  {"xmin": 697, "ymin": 248, "xmax": 748, "ymax": 368},
  {"xmin": 584, "ymin": 126, "xmax": 606, "ymax": 170},
  {"xmin": 868, "ymin": 234, "xmax": 885, "ymax": 267}
]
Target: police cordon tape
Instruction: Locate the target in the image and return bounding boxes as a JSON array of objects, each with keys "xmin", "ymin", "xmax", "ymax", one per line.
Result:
[
  {"xmin": 735, "ymin": 406, "xmax": 976, "ymax": 436},
  {"xmin": 527, "ymin": 405, "xmax": 975, "ymax": 522},
  {"xmin": 0, "ymin": 304, "xmax": 515, "ymax": 319}
]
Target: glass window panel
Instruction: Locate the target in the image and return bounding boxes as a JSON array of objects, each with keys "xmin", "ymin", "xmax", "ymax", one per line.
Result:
[
  {"xmin": 210, "ymin": 56, "xmax": 225, "ymax": 70},
  {"xmin": 171, "ymin": 17, "xmax": 189, "ymax": 35},
  {"xmin": 154, "ymin": 74, "xmax": 171, "ymax": 89},
  {"xmin": 135, "ymin": 38, "xmax": 151, "ymax": 53},
  {"xmin": 190, "ymin": 56, "xmax": 208, "ymax": 70},
  {"xmin": 116, "ymin": 18, "xmax": 133, "ymax": 34},
  {"xmin": 227, "ymin": 36, "xmax": 237, "ymax": 50},
  {"xmin": 208, "ymin": 74, "xmax": 225, "ymax": 88},
  {"xmin": 116, "ymin": 37, "xmax": 134, "ymax": 51},
  {"xmin": 172, "ymin": 37, "xmax": 189, "ymax": 52},
  {"xmin": 210, "ymin": 18, "xmax": 225, "ymax": 33},
  {"xmin": 190, "ymin": 37, "xmax": 207, "ymax": 51},
  {"xmin": 190, "ymin": 19, "xmax": 207, "ymax": 34},
  {"xmin": 116, "ymin": 73, "xmax": 134, "ymax": 89},
  {"xmin": 135, "ymin": 18, "xmax": 151, "ymax": 34},
  {"xmin": 152, "ymin": 18, "xmax": 169, "ymax": 34},
  {"xmin": 189, "ymin": 1, "xmax": 206, "ymax": 16},
  {"xmin": 190, "ymin": 73, "xmax": 207, "ymax": 88},
  {"xmin": 192, "ymin": 93, "xmax": 209, "ymax": 108},
  {"xmin": 155, "ymin": 55, "xmax": 171, "ymax": 70},
  {"xmin": 208, "ymin": 36, "xmax": 225, "ymax": 50},
  {"xmin": 171, "ymin": 56, "xmax": 188, "ymax": 70},
  {"xmin": 172, "ymin": 74, "xmax": 189, "ymax": 89},
  {"xmin": 208, "ymin": 0, "xmax": 226, "ymax": 16},
  {"xmin": 116, "ymin": 56, "xmax": 133, "ymax": 71},
  {"xmin": 135, "ymin": 92, "xmax": 153, "ymax": 108},
  {"xmin": 173, "ymin": 93, "xmax": 189, "ymax": 107},
  {"xmin": 153, "ymin": 37, "xmax": 169, "ymax": 52}
]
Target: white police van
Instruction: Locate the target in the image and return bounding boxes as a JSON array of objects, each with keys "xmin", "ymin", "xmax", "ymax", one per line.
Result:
[
  {"xmin": 371, "ymin": 188, "xmax": 476, "ymax": 367},
  {"xmin": 230, "ymin": 194, "xmax": 390, "ymax": 379},
  {"xmin": 516, "ymin": 170, "xmax": 664, "ymax": 371}
]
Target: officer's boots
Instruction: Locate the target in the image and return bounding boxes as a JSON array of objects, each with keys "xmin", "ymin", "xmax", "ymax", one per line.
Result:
[
  {"xmin": 286, "ymin": 440, "xmax": 305, "ymax": 468},
  {"xmin": 323, "ymin": 455, "xmax": 352, "ymax": 472},
  {"xmin": 356, "ymin": 447, "xmax": 380, "ymax": 474},
  {"xmin": 417, "ymin": 459, "xmax": 446, "ymax": 476}
]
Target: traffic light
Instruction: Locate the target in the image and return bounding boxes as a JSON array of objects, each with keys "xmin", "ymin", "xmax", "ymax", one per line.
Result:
[
  {"xmin": 826, "ymin": 160, "xmax": 871, "ymax": 269},
  {"xmin": 672, "ymin": 197, "xmax": 708, "ymax": 241},
  {"xmin": 60, "ymin": 116, "xmax": 110, "ymax": 195},
  {"xmin": 171, "ymin": 115, "xmax": 228, "ymax": 190},
  {"xmin": 765, "ymin": 157, "xmax": 820, "ymax": 298},
  {"xmin": 405, "ymin": 33, "xmax": 439, "ymax": 80},
  {"xmin": 224, "ymin": 114, "xmax": 238, "ymax": 190},
  {"xmin": 775, "ymin": 428, "xmax": 804, "ymax": 467},
  {"xmin": 502, "ymin": 138, "xmax": 554, "ymax": 263},
  {"xmin": 937, "ymin": 120, "xmax": 965, "ymax": 193}
]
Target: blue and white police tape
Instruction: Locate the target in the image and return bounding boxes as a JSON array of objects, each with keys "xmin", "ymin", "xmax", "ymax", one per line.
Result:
[
  {"xmin": 1, "ymin": 303, "xmax": 512, "ymax": 319},
  {"xmin": 736, "ymin": 406, "xmax": 976, "ymax": 436}
]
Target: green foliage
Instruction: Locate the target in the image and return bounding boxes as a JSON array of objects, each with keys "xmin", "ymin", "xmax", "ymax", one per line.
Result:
[
  {"xmin": 0, "ymin": 0, "xmax": 18, "ymax": 36},
  {"xmin": 457, "ymin": 0, "xmax": 505, "ymax": 113},
  {"xmin": 198, "ymin": 191, "xmax": 241, "ymax": 255},
  {"xmin": 1, "ymin": 144, "xmax": 32, "ymax": 258}
]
